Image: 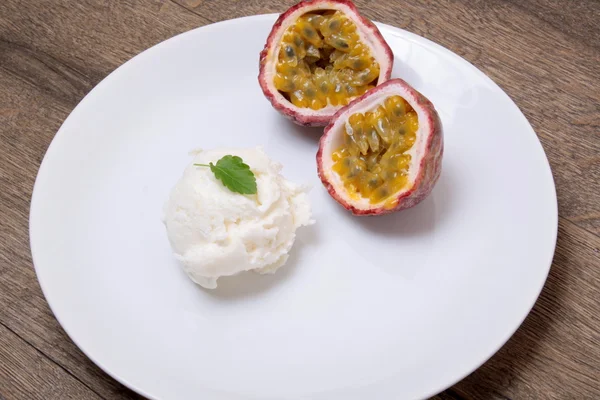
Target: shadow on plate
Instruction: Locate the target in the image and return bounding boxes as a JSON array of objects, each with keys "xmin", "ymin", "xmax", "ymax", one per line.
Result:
[
  {"xmin": 284, "ymin": 120, "xmax": 324, "ymax": 143},
  {"xmin": 204, "ymin": 223, "xmax": 319, "ymax": 300},
  {"xmin": 393, "ymin": 56, "xmax": 423, "ymax": 88},
  {"xmin": 346, "ymin": 163, "xmax": 456, "ymax": 238}
]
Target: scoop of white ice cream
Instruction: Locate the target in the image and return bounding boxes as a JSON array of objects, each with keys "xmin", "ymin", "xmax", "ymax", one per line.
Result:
[{"xmin": 163, "ymin": 147, "xmax": 314, "ymax": 289}]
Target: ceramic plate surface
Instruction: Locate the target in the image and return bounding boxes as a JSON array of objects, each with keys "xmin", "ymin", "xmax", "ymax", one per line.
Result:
[{"xmin": 30, "ymin": 14, "xmax": 557, "ymax": 400}]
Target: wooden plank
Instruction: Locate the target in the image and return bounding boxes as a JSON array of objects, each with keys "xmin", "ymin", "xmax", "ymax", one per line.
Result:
[
  {"xmin": 504, "ymin": 0, "xmax": 600, "ymax": 51},
  {"xmin": 0, "ymin": 323, "xmax": 103, "ymax": 400},
  {"xmin": 0, "ymin": 0, "xmax": 210, "ymax": 100},
  {"xmin": 0, "ymin": 0, "xmax": 599, "ymax": 399},
  {"xmin": 430, "ymin": 390, "xmax": 471, "ymax": 400}
]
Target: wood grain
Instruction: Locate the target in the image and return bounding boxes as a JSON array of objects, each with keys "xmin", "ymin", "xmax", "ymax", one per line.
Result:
[
  {"xmin": 1, "ymin": 0, "xmax": 599, "ymax": 399},
  {"xmin": 0, "ymin": 324, "xmax": 102, "ymax": 400}
]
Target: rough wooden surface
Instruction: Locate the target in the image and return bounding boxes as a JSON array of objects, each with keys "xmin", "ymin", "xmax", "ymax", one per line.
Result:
[{"xmin": 0, "ymin": 0, "xmax": 599, "ymax": 399}]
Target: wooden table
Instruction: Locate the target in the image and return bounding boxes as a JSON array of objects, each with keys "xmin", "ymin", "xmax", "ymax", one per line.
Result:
[{"xmin": 1, "ymin": 1, "xmax": 599, "ymax": 399}]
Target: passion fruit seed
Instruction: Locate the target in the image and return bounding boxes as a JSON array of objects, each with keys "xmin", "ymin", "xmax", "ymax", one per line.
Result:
[
  {"xmin": 273, "ymin": 11, "xmax": 380, "ymax": 110},
  {"xmin": 331, "ymin": 95, "xmax": 418, "ymax": 205}
]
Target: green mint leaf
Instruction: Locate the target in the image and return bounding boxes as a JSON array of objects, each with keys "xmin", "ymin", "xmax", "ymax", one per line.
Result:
[{"xmin": 195, "ymin": 155, "xmax": 257, "ymax": 195}]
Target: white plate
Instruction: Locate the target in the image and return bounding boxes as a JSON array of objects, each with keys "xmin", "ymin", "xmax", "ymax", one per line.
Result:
[{"xmin": 30, "ymin": 15, "xmax": 557, "ymax": 400}]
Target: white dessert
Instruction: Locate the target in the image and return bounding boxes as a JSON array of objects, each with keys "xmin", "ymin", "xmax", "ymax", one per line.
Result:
[{"xmin": 163, "ymin": 147, "xmax": 314, "ymax": 289}]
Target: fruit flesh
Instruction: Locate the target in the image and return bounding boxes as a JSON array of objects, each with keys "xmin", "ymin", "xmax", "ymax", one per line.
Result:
[
  {"xmin": 331, "ymin": 95, "xmax": 418, "ymax": 206},
  {"xmin": 274, "ymin": 11, "xmax": 380, "ymax": 110}
]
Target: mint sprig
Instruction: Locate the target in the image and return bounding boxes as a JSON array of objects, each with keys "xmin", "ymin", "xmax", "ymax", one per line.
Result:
[{"xmin": 195, "ymin": 155, "xmax": 257, "ymax": 195}]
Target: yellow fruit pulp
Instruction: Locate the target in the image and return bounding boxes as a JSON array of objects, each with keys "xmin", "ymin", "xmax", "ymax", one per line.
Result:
[
  {"xmin": 274, "ymin": 11, "xmax": 380, "ymax": 110},
  {"xmin": 331, "ymin": 95, "xmax": 419, "ymax": 206}
]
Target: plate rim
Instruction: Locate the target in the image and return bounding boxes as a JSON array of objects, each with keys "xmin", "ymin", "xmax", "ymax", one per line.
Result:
[{"xmin": 29, "ymin": 14, "xmax": 558, "ymax": 400}]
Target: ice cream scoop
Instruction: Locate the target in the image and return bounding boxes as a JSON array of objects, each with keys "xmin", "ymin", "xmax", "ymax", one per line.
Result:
[{"xmin": 163, "ymin": 147, "xmax": 314, "ymax": 289}]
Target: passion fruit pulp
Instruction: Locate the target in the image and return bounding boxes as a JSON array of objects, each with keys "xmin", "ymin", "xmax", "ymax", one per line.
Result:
[
  {"xmin": 259, "ymin": 0, "xmax": 393, "ymax": 126},
  {"xmin": 331, "ymin": 95, "xmax": 419, "ymax": 205},
  {"xmin": 317, "ymin": 79, "xmax": 444, "ymax": 215},
  {"xmin": 274, "ymin": 11, "xmax": 380, "ymax": 109}
]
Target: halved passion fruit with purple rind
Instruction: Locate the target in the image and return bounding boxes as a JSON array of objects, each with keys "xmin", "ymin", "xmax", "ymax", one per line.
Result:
[
  {"xmin": 259, "ymin": 0, "xmax": 393, "ymax": 126},
  {"xmin": 317, "ymin": 79, "xmax": 443, "ymax": 215}
]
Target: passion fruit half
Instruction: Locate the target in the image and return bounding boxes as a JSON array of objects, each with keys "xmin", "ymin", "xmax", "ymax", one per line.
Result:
[
  {"xmin": 317, "ymin": 79, "xmax": 443, "ymax": 215},
  {"xmin": 259, "ymin": 0, "xmax": 393, "ymax": 126}
]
